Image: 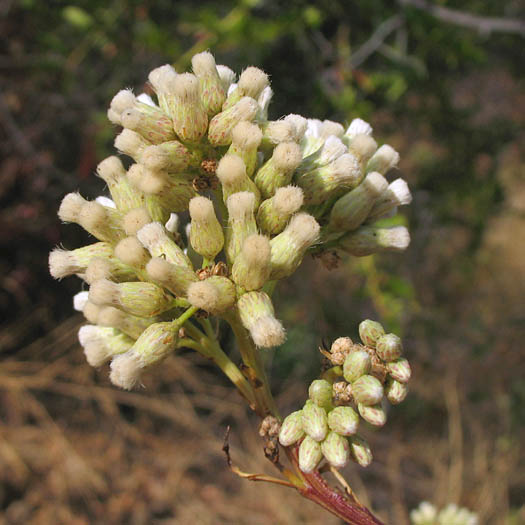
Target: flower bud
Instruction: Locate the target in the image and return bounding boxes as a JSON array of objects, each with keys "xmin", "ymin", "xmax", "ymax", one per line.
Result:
[
  {"xmin": 345, "ymin": 118, "xmax": 373, "ymax": 140},
  {"xmin": 78, "ymin": 325, "xmax": 134, "ymax": 367},
  {"xmin": 338, "ymin": 225, "xmax": 410, "ymax": 256},
  {"xmin": 301, "ymin": 401, "xmax": 328, "ymax": 442},
  {"xmin": 139, "ymin": 140, "xmax": 199, "ymax": 172},
  {"xmin": 216, "ymin": 64, "xmax": 236, "ymax": 91},
  {"xmin": 366, "ymin": 144, "xmax": 400, "ymax": 174},
  {"xmin": 386, "ymin": 357, "xmax": 411, "ymax": 383},
  {"xmin": 347, "ymin": 134, "xmax": 378, "ymax": 167},
  {"xmin": 237, "ymin": 291, "xmax": 285, "ymax": 348},
  {"xmin": 137, "ymin": 222, "xmax": 193, "ymax": 268},
  {"xmin": 110, "ymin": 321, "xmax": 179, "ymax": 389},
  {"xmin": 97, "ymin": 306, "xmax": 159, "ymax": 340},
  {"xmin": 376, "ymin": 333, "xmax": 403, "ymax": 362},
  {"xmin": 297, "ymin": 153, "xmax": 362, "ymax": 205},
  {"xmin": 308, "ymin": 379, "xmax": 333, "ymax": 410},
  {"xmin": 114, "ymin": 237, "xmax": 150, "ymax": 269},
  {"xmin": 228, "ymin": 121, "xmax": 263, "ymax": 176},
  {"xmin": 256, "ymin": 185, "xmax": 304, "ymax": 236},
  {"xmin": 49, "ymin": 242, "xmax": 113, "ymax": 279},
  {"xmin": 122, "ymin": 207, "xmax": 152, "ymax": 236},
  {"xmin": 327, "ymin": 406, "xmax": 359, "ymax": 436},
  {"xmin": 187, "ymin": 276, "xmax": 236, "ymax": 315},
  {"xmin": 216, "ymin": 154, "xmax": 260, "ymax": 205},
  {"xmin": 89, "ymin": 279, "xmax": 174, "ymax": 317},
  {"xmin": 148, "ymin": 64, "xmax": 177, "ymax": 114},
  {"xmin": 260, "ymin": 120, "xmax": 296, "ymax": 146},
  {"xmin": 358, "ymin": 403, "xmax": 387, "ymax": 427},
  {"xmin": 329, "ymin": 172, "xmax": 388, "ymax": 232},
  {"xmin": 329, "ymin": 337, "xmax": 353, "ymax": 365},
  {"xmin": 231, "ymin": 234, "xmax": 271, "ymax": 291},
  {"xmin": 96, "ymin": 156, "xmax": 144, "ymax": 212},
  {"xmin": 343, "ymin": 349, "xmax": 372, "ymax": 383},
  {"xmin": 368, "ymin": 178, "xmax": 412, "ymax": 220},
  {"xmin": 82, "ymin": 301, "xmax": 102, "ymax": 324},
  {"xmin": 208, "ymin": 97, "xmax": 258, "ymax": 146},
  {"xmin": 269, "ymin": 213, "xmax": 320, "ymax": 280},
  {"xmin": 312, "ymin": 136, "xmax": 347, "ymax": 167},
  {"xmin": 349, "ymin": 435, "xmax": 372, "ymax": 467},
  {"xmin": 284, "ymin": 114, "xmax": 308, "ymax": 142},
  {"xmin": 223, "ymin": 66, "xmax": 269, "ymax": 109},
  {"xmin": 321, "ymin": 431, "xmax": 350, "ymax": 468},
  {"xmin": 78, "ymin": 201, "xmax": 125, "ymax": 244},
  {"xmin": 114, "ymin": 129, "xmax": 151, "ymax": 162},
  {"xmin": 298, "ymin": 435, "xmax": 323, "ymax": 473},
  {"xmin": 358, "ymin": 319, "xmax": 385, "ymax": 348},
  {"xmin": 188, "ymin": 197, "xmax": 224, "ymax": 260},
  {"xmin": 351, "ymin": 374, "xmax": 384, "ymax": 406},
  {"xmin": 191, "ymin": 51, "xmax": 227, "ymax": 115},
  {"xmin": 278, "ymin": 410, "xmax": 305, "ymax": 447},
  {"xmin": 385, "ymin": 378, "xmax": 408, "ymax": 405},
  {"xmin": 146, "ymin": 257, "xmax": 198, "ymax": 297},
  {"xmin": 85, "ymin": 256, "xmax": 137, "ymax": 284},
  {"xmin": 320, "ymin": 120, "xmax": 345, "ymax": 139},
  {"xmin": 225, "ymin": 192, "xmax": 257, "ymax": 263}
]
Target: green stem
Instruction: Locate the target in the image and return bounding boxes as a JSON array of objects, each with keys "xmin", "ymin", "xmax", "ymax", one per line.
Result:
[{"xmin": 173, "ymin": 305, "xmax": 199, "ymax": 327}]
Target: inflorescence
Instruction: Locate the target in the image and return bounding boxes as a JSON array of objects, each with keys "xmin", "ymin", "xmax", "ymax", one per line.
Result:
[{"xmin": 49, "ymin": 51, "xmax": 412, "ymax": 473}]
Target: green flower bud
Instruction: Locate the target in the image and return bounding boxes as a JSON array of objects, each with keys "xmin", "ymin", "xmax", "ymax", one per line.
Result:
[
  {"xmin": 225, "ymin": 192, "xmax": 257, "ymax": 263},
  {"xmin": 386, "ymin": 358, "xmax": 411, "ymax": 383},
  {"xmin": 237, "ymin": 291, "xmax": 285, "ymax": 348},
  {"xmin": 296, "ymin": 153, "xmax": 362, "ymax": 205},
  {"xmin": 188, "ymin": 197, "xmax": 224, "ymax": 260},
  {"xmin": 146, "ymin": 257, "xmax": 199, "ymax": 297},
  {"xmin": 114, "ymin": 129, "xmax": 151, "ymax": 163},
  {"xmin": 89, "ymin": 279, "xmax": 174, "ymax": 317},
  {"xmin": 343, "ymin": 348, "xmax": 372, "ymax": 383},
  {"xmin": 376, "ymin": 333, "xmax": 403, "ymax": 362},
  {"xmin": 349, "ymin": 435, "xmax": 373, "ymax": 467},
  {"xmin": 223, "ymin": 66, "xmax": 269, "ymax": 110},
  {"xmin": 301, "ymin": 400, "xmax": 328, "ymax": 442},
  {"xmin": 137, "ymin": 222, "xmax": 193, "ymax": 269},
  {"xmin": 385, "ymin": 378, "xmax": 408, "ymax": 405},
  {"xmin": 187, "ymin": 276, "xmax": 236, "ymax": 315},
  {"xmin": 367, "ymin": 178, "xmax": 412, "ymax": 221},
  {"xmin": 298, "ymin": 435, "xmax": 323, "ymax": 473},
  {"xmin": 216, "ymin": 154, "xmax": 260, "ymax": 206},
  {"xmin": 49, "ymin": 242, "xmax": 113, "ymax": 279},
  {"xmin": 227, "ymin": 121, "xmax": 263, "ymax": 177},
  {"xmin": 321, "ymin": 431, "xmax": 350, "ymax": 468},
  {"xmin": 256, "ymin": 185, "xmax": 304, "ymax": 236},
  {"xmin": 358, "ymin": 319, "xmax": 385, "ymax": 348},
  {"xmin": 269, "ymin": 213, "xmax": 320, "ymax": 280},
  {"xmin": 110, "ymin": 321, "xmax": 179, "ymax": 389},
  {"xmin": 327, "ymin": 406, "xmax": 359, "ymax": 436},
  {"xmin": 347, "ymin": 134, "xmax": 378, "ymax": 168},
  {"xmin": 85, "ymin": 255, "xmax": 138, "ymax": 285},
  {"xmin": 351, "ymin": 374, "xmax": 384, "ymax": 406},
  {"xmin": 366, "ymin": 144, "xmax": 399, "ymax": 175},
  {"xmin": 328, "ymin": 172, "xmax": 388, "ymax": 232},
  {"xmin": 254, "ymin": 142, "xmax": 302, "ymax": 199},
  {"xmin": 308, "ymin": 379, "xmax": 333, "ymax": 410},
  {"xmin": 260, "ymin": 120, "xmax": 296, "ymax": 147},
  {"xmin": 358, "ymin": 403, "xmax": 387, "ymax": 427},
  {"xmin": 97, "ymin": 306, "xmax": 159, "ymax": 340},
  {"xmin": 78, "ymin": 325, "xmax": 134, "ymax": 367},
  {"xmin": 139, "ymin": 140, "xmax": 200, "ymax": 172},
  {"xmin": 208, "ymin": 97, "xmax": 258, "ymax": 146},
  {"xmin": 231, "ymin": 234, "xmax": 271, "ymax": 291},
  {"xmin": 278, "ymin": 410, "xmax": 305, "ymax": 447},
  {"xmin": 147, "ymin": 64, "xmax": 178, "ymax": 116},
  {"xmin": 338, "ymin": 225, "xmax": 410, "ymax": 257},
  {"xmin": 96, "ymin": 156, "xmax": 144, "ymax": 212},
  {"xmin": 191, "ymin": 51, "xmax": 227, "ymax": 115}
]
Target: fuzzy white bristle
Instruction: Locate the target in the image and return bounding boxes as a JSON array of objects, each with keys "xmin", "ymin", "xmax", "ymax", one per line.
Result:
[
  {"xmin": 78, "ymin": 325, "xmax": 103, "ymax": 347},
  {"xmin": 110, "ymin": 89, "xmax": 135, "ymax": 115},
  {"xmin": 387, "ymin": 178, "xmax": 412, "ymax": 206},
  {"xmin": 48, "ymin": 249, "xmax": 78, "ymax": 279},
  {"xmin": 216, "ymin": 154, "xmax": 246, "ymax": 185},
  {"xmin": 216, "ymin": 65, "xmax": 236, "ymax": 90},
  {"xmin": 257, "ymin": 86, "xmax": 273, "ymax": 115},
  {"xmin": 78, "ymin": 202, "xmax": 108, "ymax": 231},
  {"xmin": 320, "ymin": 120, "xmax": 345, "ymax": 139},
  {"xmin": 238, "ymin": 67, "xmax": 269, "ymax": 98},
  {"xmin": 305, "ymin": 119, "xmax": 322, "ymax": 139},
  {"xmin": 273, "ymin": 142, "xmax": 302, "ymax": 172},
  {"xmin": 97, "ymin": 156, "xmax": 125, "ymax": 184},
  {"xmin": 251, "ymin": 316, "xmax": 286, "ymax": 348},
  {"xmin": 107, "ymin": 108, "xmax": 122, "ymax": 125},
  {"xmin": 331, "ymin": 153, "xmax": 361, "ymax": 182},
  {"xmin": 383, "ymin": 226, "xmax": 410, "ymax": 251},
  {"xmin": 319, "ymin": 136, "xmax": 347, "ymax": 165},
  {"xmin": 136, "ymin": 222, "xmax": 165, "ymax": 251},
  {"xmin": 120, "ymin": 108, "xmax": 143, "ymax": 130},
  {"xmin": 97, "ymin": 306, "xmax": 126, "ymax": 328},
  {"xmin": 140, "ymin": 145, "xmax": 169, "ymax": 171},
  {"xmin": 82, "ymin": 302, "xmax": 101, "ymax": 324},
  {"xmin": 241, "ymin": 234, "xmax": 271, "ymax": 264},
  {"xmin": 85, "ymin": 258, "xmax": 113, "ymax": 284},
  {"xmin": 187, "ymin": 281, "xmax": 219, "ymax": 312},
  {"xmin": 73, "ymin": 291, "xmax": 89, "ymax": 312},
  {"xmin": 346, "ymin": 118, "xmax": 373, "ymax": 137},
  {"xmin": 232, "ymin": 97, "xmax": 258, "ymax": 120},
  {"xmin": 348, "ymin": 134, "xmax": 378, "ymax": 162},
  {"xmin": 84, "ymin": 344, "xmax": 111, "ymax": 368},
  {"xmin": 273, "ymin": 186, "xmax": 304, "ymax": 215},
  {"xmin": 114, "ymin": 237, "xmax": 149, "ymax": 268},
  {"xmin": 189, "ymin": 196, "xmax": 216, "ymax": 222},
  {"xmin": 226, "ymin": 191, "xmax": 255, "ymax": 220},
  {"xmin": 286, "ymin": 213, "xmax": 320, "ymax": 247},
  {"xmin": 148, "ymin": 64, "xmax": 177, "ymax": 93},
  {"xmin": 123, "ymin": 208, "xmax": 152, "ymax": 236},
  {"xmin": 264, "ymin": 121, "xmax": 295, "ymax": 143},
  {"xmin": 58, "ymin": 193, "xmax": 86, "ymax": 223},
  {"xmin": 114, "ymin": 129, "xmax": 147, "ymax": 157},
  {"xmin": 231, "ymin": 121, "xmax": 263, "ymax": 149},
  {"xmin": 110, "ymin": 354, "xmax": 141, "ymax": 390},
  {"xmin": 145, "ymin": 257, "xmax": 172, "ymax": 283},
  {"xmin": 89, "ymin": 279, "xmax": 119, "ymax": 306},
  {"xmin": 191, "ymin": 51, "xmax": 217, "ymax": 77},
  {"xmin": 173, "ymin": 73, "xmax": 200, "ymax": 101},
  {"xmin": 362, "ymin": 172, "xmax": 389, "ymax": 197},
  {"xmin": 284, "ymin": 114, "xmax": 308, "ymax": 142}
]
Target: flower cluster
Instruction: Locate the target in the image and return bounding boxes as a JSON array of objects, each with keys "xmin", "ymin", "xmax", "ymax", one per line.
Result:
[
  {"xmin": 278, "ymin": 320, "xmax": 411, "ymax": 472},
  {"xmin": 410, "ymin": 502, "xmax": 479, "ymax": 525},
  {"xmin": 48, "ymin": 51, "xmax": 412, "ymax": 391}
]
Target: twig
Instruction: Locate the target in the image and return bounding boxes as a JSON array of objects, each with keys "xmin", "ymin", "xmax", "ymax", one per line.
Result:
[
  {"xmin": 350, "ymin": 15, "xmax": 405, "ymax": 68},
  {"xmin": 329, "ymin": 465, "xmax": 362, "ymax": 504},
  {"xmin": 222, "ymin": 426, "xmax": 296, "ymax": 489},
  {"xmin": 399, "ymin": 0, "xmax": 525, "ymax": 36}
]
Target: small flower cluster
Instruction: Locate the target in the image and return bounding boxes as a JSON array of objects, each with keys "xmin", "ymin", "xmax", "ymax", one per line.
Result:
[
  {"xmin": 49, "ymin": 51, "xmax": 412, "ymax": 390},
  {"xmin": 410, "ymin": 502, "xmax": 479, "ymax": 525},
  {"xmin": 278, "ymin": 320, "xmax": 411, "ymax": 472}
]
